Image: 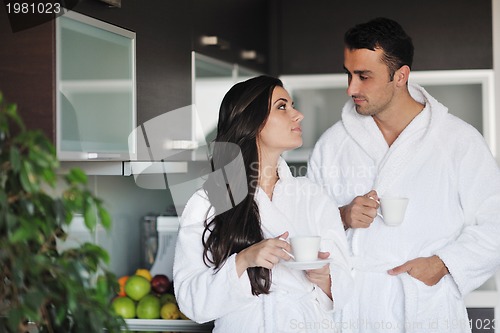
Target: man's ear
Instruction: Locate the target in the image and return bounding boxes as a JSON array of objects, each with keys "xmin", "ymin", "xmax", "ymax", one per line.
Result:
[{"xmin": 395, "ymin": 65, "xmax": 411, "ymax": 86}]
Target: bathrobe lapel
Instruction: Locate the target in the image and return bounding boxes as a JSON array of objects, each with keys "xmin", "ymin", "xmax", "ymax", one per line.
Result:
[
  {"xmin": 256, "ymin": 158, "xmax": 301, "ymax": 238},
  {"xmin": 342, "ymin": 84, "xmax": 448, "ymax": 196}
]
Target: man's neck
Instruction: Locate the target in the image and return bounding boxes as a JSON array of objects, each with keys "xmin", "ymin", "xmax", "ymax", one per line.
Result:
[{"xmin": 373, "ymin": 97, "xmax": 425, "ymax": 146}]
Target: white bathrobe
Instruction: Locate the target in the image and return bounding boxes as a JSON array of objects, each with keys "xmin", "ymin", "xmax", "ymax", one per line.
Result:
[
  {"xmin": 174, "ymin": 158, "xmax": 353, "ymax": 333},
  {"xmin": 307, "ymin": 84, "xmax": 500, "ymax": 333}
]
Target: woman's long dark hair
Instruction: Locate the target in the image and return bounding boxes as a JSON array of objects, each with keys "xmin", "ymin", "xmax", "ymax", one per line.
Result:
[{"xmin": 202, "ymin": 75, "xmax": 283, "ymax": 295}]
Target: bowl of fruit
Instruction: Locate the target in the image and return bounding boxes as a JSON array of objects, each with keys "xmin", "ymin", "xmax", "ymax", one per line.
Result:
[{"xmin": 110, "ymin": 269, "xmax": 213, "ymax": 331}]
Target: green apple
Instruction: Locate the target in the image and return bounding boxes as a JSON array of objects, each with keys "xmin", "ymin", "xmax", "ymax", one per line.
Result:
[
  {"xmin": 124, "ymin": 275, "xmax": 151, "ymax": 301},
  {"xmin": 136, "ymin": 294, "xmax": 161, "ymax": 319},
  {"xmin": 111, "ymin": 296, "xmax": 136, "ymax": 319},
  {"xmin": 160, "ymin": 293, "xmax": 177, "ymax": 305}
]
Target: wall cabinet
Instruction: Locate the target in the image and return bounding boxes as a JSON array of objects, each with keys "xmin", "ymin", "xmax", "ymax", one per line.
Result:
[
  {"xmin": 57, "ymin": 11, "xmax": 136, "ymax": 160},
  {"xmin": 1, "ymin": 0, "xmax": 269, "ymax": 168}
]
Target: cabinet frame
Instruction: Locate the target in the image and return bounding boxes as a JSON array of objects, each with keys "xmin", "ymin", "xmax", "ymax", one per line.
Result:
[{"xmin": 55, "ymin": 10, "xmax": 137, "ymax": 161}]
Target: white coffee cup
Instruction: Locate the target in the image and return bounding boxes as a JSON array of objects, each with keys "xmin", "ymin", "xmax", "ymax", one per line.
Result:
[
  {"xmin": 379, "ymin": 197, "xmax": 409, "ymax": 227},
  {"xmin": 290, "ymin": 236, "xmax": 320, "ymax": 262}
]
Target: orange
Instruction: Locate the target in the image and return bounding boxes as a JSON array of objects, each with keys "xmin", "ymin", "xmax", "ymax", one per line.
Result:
[{"xmin": 117, "ymin": 275, "xmax": 129, "ymax": 296}]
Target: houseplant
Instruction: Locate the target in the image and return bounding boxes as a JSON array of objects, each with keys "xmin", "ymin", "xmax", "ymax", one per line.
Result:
[{"xmin": 0, "ymin": 92, "xmax": 124, "ymax": 332}]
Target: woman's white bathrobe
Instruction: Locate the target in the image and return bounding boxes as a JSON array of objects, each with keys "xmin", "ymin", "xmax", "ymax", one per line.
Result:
[
  {"xmin": 307, "ymin": 83, "xmax": 500, "ymax": 333},
  {"xmin": 174, "ymin": 158, "xmax": 353, "ymax": 333}
]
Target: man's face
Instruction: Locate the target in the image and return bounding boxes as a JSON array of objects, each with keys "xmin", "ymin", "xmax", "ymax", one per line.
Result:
[{"xmin": 343, "ymin": 47, "xmax": 398, "ymax": 116}]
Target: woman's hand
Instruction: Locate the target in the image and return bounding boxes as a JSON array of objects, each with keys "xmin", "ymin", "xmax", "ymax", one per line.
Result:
[
  {"xmin": 235, "ymin": 231, "xmax": 293, "ymax": 277},
  {"xmin": 305, "ymin": 251, "xmax": 332, "ymax": 299}
]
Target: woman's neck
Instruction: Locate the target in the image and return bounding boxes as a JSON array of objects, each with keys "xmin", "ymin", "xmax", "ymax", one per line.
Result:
[{"xmin": 258, "ymin": 152, "xmax": 280, "ymax": 200}]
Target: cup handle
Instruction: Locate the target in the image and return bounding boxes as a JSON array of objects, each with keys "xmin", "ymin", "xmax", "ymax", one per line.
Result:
[
  {"xmin": 279, "ymin": 237, "xmax": 295, "ymax": 260},
  {"xmin": 369, "ymin": 196, "xmax": 383, "ymax": 219}
]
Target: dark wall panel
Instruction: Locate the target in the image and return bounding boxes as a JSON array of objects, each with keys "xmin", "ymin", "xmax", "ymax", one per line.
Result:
[{"xmin": 275, "ymin": 0, "xmax": 492, "ymax": 74}]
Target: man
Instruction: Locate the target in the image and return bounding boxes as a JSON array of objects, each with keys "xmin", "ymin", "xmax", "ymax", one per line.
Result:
[{"xmin": 307, "ymin": 17, "xmax": 500, "ymax": 333}]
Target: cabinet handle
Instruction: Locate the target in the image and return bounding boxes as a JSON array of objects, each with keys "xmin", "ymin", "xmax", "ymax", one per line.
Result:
[
  {"xmin": 163, "ymin": 140, "xmax": 199, "ymax": 150},
  {"xmin": 200, "ymin": 35, "xmax": 230, "ymax": 50}
]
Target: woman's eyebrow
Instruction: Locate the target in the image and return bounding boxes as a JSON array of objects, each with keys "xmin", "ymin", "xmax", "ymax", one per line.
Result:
[{"xmin": 273, "ymin": 97, "xmax": 288, "ymax": 105}]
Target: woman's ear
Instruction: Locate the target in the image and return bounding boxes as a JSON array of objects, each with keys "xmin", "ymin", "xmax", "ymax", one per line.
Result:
[{"xmin": 395, "ymin": 65, "xmax": 411, "ymax": 87}]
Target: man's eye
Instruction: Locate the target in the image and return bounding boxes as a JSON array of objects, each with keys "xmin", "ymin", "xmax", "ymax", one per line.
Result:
[{"xmin": 360, "ymin": 76, "xmax": 368, "ymax": 81}]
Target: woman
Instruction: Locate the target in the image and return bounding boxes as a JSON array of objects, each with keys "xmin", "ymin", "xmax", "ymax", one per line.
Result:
[{"xmin": 173, "ymin": 76, "xmax": 352, "ymax": 332}]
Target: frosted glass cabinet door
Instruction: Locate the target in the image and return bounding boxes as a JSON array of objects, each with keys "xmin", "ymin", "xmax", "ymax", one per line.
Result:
[{"xmin": 56, "ymin": 11, "xmax": 136, "ymax": 160}]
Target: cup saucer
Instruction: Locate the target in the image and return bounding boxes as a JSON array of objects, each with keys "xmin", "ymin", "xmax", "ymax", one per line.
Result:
[{"xmin": 282, "ymin": 258, "xmax": 332, "ymax": 270}]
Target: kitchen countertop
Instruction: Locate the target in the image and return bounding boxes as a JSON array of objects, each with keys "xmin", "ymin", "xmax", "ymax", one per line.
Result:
[{"xmin": 124, "ymin": 319, "xmax": 213, "ymax": 332}]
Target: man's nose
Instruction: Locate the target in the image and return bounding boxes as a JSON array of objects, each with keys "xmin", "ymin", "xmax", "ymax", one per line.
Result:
[{"xmin": 346, "ymin": 79, "xmax": 359, "ymax": 96}]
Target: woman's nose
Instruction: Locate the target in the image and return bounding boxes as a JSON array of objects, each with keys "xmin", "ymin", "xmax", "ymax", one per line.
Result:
[{"xmin": 294, "ymin": 109, "xmax": 304, "ymax": 122}]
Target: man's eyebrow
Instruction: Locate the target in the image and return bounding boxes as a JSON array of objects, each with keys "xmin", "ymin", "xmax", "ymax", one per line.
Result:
[{"xmin": 343, "ymin": 66, "xmax": 372, "ymax": 75}]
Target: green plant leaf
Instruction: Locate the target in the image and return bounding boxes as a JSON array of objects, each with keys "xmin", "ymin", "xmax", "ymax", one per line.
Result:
[
  {"xmin": 10, "ymin": 226, "xmax": 34, "ymax": 243},
  {"xmin": 84, "ymin": 198, "xmax": 97, "ymax": 231},
  {"xmin": 98, "ymin": 205, "xmax": 112, "ymax": 229},
  {"xmin": 20, "ymin": 160, "xmax": 39, "ymax": 193},
  {"xmin": 66, "ymin": 168, "xmax": 88, "ymax": 185}
]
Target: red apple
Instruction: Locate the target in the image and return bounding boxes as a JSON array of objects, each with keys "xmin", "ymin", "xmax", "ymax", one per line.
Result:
[{"xmin": 151, "ymin": 274, "xmax": 171, "ymax": 294}]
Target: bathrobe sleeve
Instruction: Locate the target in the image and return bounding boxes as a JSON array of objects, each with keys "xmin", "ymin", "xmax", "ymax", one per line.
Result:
[
  {"xmin": 435, "ymin": 130, "xmax": 500, "ymax": 295},
  {"xmin": 316, "ymin": 189, "xmax": 354, "ymax": 311},
  {"xmin": 173, "ymin": 191, "xmax": 256, "ymax": 323}
]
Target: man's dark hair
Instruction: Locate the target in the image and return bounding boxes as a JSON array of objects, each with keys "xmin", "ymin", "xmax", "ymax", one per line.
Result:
[{"xmin": 344, "ymin": 17, "xmax": 414, "ymax": 80}]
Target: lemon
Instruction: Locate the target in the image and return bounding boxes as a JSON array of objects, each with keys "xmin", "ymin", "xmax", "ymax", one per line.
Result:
[
  {"xmin": 160, "ymin": 302, "xmax": 180, "ymax": 320},
  {"xmin": 135, "ymin": 268, "xmax": 152, "ymax": 281}
]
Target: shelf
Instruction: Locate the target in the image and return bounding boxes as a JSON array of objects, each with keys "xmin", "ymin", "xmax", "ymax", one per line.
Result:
[{"xmin": 124, "ymin": 319, "xmax": 213, "ymax": 332}]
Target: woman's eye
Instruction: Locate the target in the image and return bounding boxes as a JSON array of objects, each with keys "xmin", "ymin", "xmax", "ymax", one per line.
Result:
[{"xmin": 278, "ymin": 104, "xmax": 286, "ymax": 110}]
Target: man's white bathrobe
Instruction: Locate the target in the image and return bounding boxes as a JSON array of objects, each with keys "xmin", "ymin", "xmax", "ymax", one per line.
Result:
[
  {"xmin": 307, "ymin": 83, "xmax": 500, "ymax": 333},
  {"xmin": 174, "ymin": 158, "xmax": 353, "ymax": 333}
]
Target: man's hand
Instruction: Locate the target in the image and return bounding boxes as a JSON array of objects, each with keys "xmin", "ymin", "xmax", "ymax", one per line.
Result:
[
  {"xmin": 388, "ymin": 255, "xmax": 449, "ymax": 286},
  {"xmin": 339, "ymin": 190, "xmax": 379, "ymax": 229}
]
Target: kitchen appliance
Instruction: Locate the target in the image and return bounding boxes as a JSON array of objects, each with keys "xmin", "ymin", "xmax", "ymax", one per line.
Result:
[{"xmin": 141, "ymin": 215, "xmax": 180, "ymax": 280}]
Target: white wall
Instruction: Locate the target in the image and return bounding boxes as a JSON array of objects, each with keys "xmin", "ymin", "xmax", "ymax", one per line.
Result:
[{"xmin": 57, "ymin": 175, "xmax": 172, "ymax": 277}]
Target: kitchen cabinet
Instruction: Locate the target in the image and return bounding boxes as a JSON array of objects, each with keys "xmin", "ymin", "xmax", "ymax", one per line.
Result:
[
  {"xmin": 1, "ymin": 0, "xmax": 269, "ymax": 168},
  {"xmin": 0, "ymin": 0, "xmax": 192, "ymax": 166},
  {"xmin": 271, "ymin": 0, "xmax": 492, "ymax": 75},
  {"xmin": 193, "ymin": 52, "xmax": 261, "ymax": 146},
  {"xmin": 56, "ymin": 11, "xmax": 136, "ymax": 160}
]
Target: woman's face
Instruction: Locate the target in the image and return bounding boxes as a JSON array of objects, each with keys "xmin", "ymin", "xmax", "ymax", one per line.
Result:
[{"xmin": 257, "ymin": 86, "xmax": 304, "ymax": 156}]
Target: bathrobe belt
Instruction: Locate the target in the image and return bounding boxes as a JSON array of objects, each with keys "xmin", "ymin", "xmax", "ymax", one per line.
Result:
[{"xmin": 352, "ymin": 256, "xmax": 419, "ymax": 332}]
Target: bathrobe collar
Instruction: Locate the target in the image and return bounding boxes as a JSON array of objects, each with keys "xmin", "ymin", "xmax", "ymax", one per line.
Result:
[
  {"xmin": 254, "ymin": 157, "xmax": 295, "ymax": 238},
  {"xmin": 341, "ymin": 83, "xmax": 450, "ymax": 195}
]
